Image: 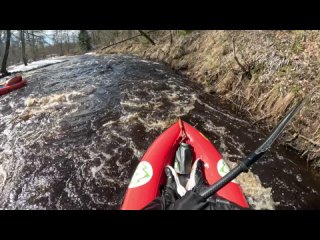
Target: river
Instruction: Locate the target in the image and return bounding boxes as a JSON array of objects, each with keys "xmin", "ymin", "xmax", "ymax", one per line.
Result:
[{"xmin": 0, "ymin": 54, "xmax": 319, "ymax": 209}]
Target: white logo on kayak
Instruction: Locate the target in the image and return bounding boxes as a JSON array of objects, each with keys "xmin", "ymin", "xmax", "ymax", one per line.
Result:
[
  {"xmin": 128, "ymin": 161, "xmax": 153, "ymax": 188},
  {"xmin": 217, "ymin": 159, "xmax": 237, "ymax": 183}
]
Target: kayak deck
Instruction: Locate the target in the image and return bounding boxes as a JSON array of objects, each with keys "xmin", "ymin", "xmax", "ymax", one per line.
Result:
[{"xmin": 121, "ymin": 120, "xmax": 248, "ymax": 210}]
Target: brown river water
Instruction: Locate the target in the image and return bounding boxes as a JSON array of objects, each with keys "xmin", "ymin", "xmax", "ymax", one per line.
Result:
[{"xmin": 0, "ymin": 54, "xmax": 319, "ymax": 209}]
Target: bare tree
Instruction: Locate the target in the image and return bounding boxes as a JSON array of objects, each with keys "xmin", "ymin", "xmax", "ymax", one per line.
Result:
[
  {"xmin": 20, "ymin": 30, "xmax": 28, "ymax": 66},
  {"xmin": 66, "ymin": 30, "xmax": 70, "ymax": 54},
  {"xmin": 0, "ymin": 30, "xmax": 3, "ymax": 56},
  {"xmin": 1, "ymin": 30, "xmax": 11, "ymax": 75},
  {"xmin": 30, "ymin": 30, "xmax": 38, "ymax": 60}
]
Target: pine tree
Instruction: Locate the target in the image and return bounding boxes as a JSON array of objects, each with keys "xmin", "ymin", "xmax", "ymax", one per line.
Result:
[{"xmin": 78, "ymin": 30, "xmax": 92, "ymax": 52}]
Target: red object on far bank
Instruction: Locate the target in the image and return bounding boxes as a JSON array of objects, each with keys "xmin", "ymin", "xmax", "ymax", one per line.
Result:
[{"xmin": 0, "ymin": 75, "xmax": 27, "ymax": 96}]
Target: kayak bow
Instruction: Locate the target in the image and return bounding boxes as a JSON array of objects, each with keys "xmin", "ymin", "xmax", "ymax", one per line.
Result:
[{"xmin": 121, "ymin": 120, "xmax": 248, "ymax": 210}]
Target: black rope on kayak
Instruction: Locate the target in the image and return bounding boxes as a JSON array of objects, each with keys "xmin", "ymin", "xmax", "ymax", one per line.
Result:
[{"xmin": 178, "ymin": 119, "xmax": 188, "ymax": 144}]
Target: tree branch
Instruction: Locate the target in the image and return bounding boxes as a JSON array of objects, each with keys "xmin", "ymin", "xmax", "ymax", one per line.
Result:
[
  {"xmin": 100, "ymin": 30, "xmax": 157, "ymax": 50},
  {"xmin": 138, "ymin": 30, "xmax": 155, "ymax": 45},
  {"xmin": 232, "ymin": 38, "xmax": 247, "ymax": 73}
]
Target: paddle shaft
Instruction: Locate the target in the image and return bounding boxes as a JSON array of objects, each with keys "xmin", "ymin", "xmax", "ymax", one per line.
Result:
[{"xmin": 200, "ymin": 99, "xmax": 305, "ymax": 199}]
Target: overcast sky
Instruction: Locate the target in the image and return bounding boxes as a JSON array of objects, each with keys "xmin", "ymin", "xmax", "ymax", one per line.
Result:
[
  {"xmin": 45, "ymin": 30, "xmax": 79, "ymax": 45},
  {"xmin": 45, "ymin": 30, "xmax": 54, "ymax": 44}
]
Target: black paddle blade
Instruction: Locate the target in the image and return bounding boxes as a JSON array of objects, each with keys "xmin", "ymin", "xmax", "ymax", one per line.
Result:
[
  {"xmin": 254, "ymin": 99, "xmax": 304, "ymax": 155},
  {"xmin": 200, "ymin": 99, "xmax": 305, "ymax": 199}
]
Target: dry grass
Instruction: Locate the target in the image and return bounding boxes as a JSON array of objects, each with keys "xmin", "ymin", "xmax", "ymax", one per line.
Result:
[
  {"xmin": 97, "ymin": 30, "xmax": 320, "ymax": 171},
  {"xmin": 215, "ymin": 72, "xmax": 236, "ymax": 94}
]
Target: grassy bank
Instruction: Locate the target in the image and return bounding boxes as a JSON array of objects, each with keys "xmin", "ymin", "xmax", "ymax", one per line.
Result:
[{"xmin": 98, "ymin": 30, "xmax": 320, "ymax": 171}]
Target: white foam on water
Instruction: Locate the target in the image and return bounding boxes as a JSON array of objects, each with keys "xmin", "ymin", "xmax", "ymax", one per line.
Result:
[
  {"xmin": 120, "ymin": 101, "xmax": 151, "ymax": 109},
  {"xmin": 102, "ymin": 120, "xmax": 118, "ymax": 127},
  {"xmin": 91, "ymin": 161, "xmax": 105, "ymax": 179},
  {"xmin": 0, "ymin": 165, "xmax": 7, "ymax": 192},
  {"xmin": 115, "ymin": 159, "xmax": 126, "ymax": 171},
  {"xmin": 225, "ymin": 160, "xmax": 276, "ymax": 210},
  {"xmin": 119, "ymin": 112, "xmax": 141, "ymax": 124},
  {"xmin": 128, "ymin": 139, "xmax": 144, "ymax": 159},
  {"xmin": 22, "ymin": 91, "xmax": 85, "ymax": 121},
  {"xmin": 144, "ymin": 120, "xmax": 174, "ymax": 131},
  {"xmin": 89, "ymin": 193, "xmax": 107, "ymax": 205}
]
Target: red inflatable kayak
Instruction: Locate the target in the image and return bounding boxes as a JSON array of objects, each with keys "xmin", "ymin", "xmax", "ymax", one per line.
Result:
[
  {"xmin": 121, "ymin": 119, "xmax": 249, "ymax": 210},
  {"xmin": 0, "ymin": 76, "xmax": 27, "ymax": 96}
]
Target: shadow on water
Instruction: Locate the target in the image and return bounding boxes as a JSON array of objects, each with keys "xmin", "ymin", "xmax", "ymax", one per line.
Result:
[{"xmin": 0, "ymin": 54, "xmax": 319, "ymax": 209}]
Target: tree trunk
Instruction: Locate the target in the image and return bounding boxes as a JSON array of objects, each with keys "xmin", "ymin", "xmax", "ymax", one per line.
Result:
[
  {"xmin": 0, "ymin": 30, "xmax": 3, "ymax": 56},
  {"xmin": 20, "ymin": 30, "xmax": 28, "ymax": 66},
  {"xmin": 90, "ymin": 30, "xmax": 96, "ymax": 46},
  {"xmin": 59, "ymin": 40, "xmax": 63, "ymax": 56},
  {"xmin": 31, "ymin": 30, "xmax": 37, "ymax": 60},
  {"xmin": 1, "ymin": 30, "xmax": 11, "ymax": 75},
  {"xmin": 138, "ymin": 30, "xmax": 155, "ymax": 45},
  {"xmin": 66, "ymin": 31, "xmax": 70, "ymax": 54}
]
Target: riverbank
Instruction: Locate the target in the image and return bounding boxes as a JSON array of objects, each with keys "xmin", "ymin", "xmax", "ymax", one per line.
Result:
[{"xmin": 98, "ymin": 30, "xmax": 320, "ymax": 172}]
